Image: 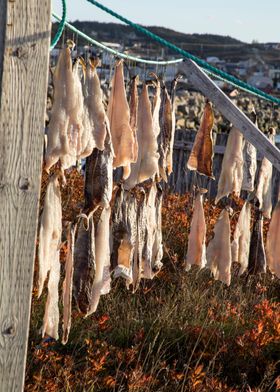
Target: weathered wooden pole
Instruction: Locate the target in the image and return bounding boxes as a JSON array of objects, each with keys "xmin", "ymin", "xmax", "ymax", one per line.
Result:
[{"xmin": 0, "ymin": 1, "xmax": 51, "ymax": 390}]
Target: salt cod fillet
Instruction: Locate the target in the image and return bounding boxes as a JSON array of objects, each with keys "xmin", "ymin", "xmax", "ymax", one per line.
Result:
[
  {"xmin": 111, "ymin": 186, "xmax": 138, "ymax": 282},
  {"xmin": 87, "ymin": 206, "xmax": 111, "ymax": 315},
  {"xmin": 242, "ymin": 110, "xmax": 257, "ymax": 192},
  {"xmin": 62, "ymin": 222, "xmax": 76, "ymax": 344},
  {"xmin": 125, "ymin": 83, "xmax": 159, "ymax": 189},
  {"xmin": 166, "ymin": 77, "xmax": 179, "ymax": 176},
  {"xmin": 46, "ymin": 47, "xmax": 87, "ymax": 171},
  {"xmin": 107, "ymin": 60, "xmax": 136, "ymax": 179},
  {"xmin": 187, "ymin": 101, "xmax": 215, "ymax": 179},
  {"xmin": 158, "ymin": 85, "xmax": 173, "ymax": 182},
  {"xmin": 129, "ymin": 75, "xmax": 139, "ymax": 162},
  {"xmin": 231, "ymin": 201, "xmax": 251, "ymax": 275},
  {"xmin": 143, "ymin": 183, "xmax": 164, "ymax": 279},
  {"xmin": 206, "ymin": 209, "xmax": 232, "ymax": 285},
  {"xmin": 248, "ymin": 210, "xmax": 266, "ymax": 275},
  {"xmin": 38, "ymin": 173, "xmax": 62, "ymax": 340},
  {"xmin": 215, "ymin": 127, "xmax": 244, "ymax": 204},
  {"xmin": 84, "ymin": 124, "xmax": 113, "ymax": 213},
  {"xmin": 83, "ymin": 58, "xmax": 108, "ymax": 151},
  {"xmin": 255, "ymin": 128, "xmax": 275, "ymax": 219},
  {"xmin": 151, "ymin": 75, "xmax": 161, "ymax": 138},
  {"xmin": 132, "ymin": 188, "xmax": 146, "ymax": 291},
  {"xmin": 185, "ymin": 192, "xmax": 207, "ymax": 271},
  {"xmin": 266, "ymin": 200, "xmax": 280, "ymax": 278},
  {"xmin": 73, "ymin": 217, "xmax": 95, "ymax": 315}
]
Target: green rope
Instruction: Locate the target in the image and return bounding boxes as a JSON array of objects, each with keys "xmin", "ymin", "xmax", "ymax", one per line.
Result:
[
  {"xmin": 52, "ymin": 12, "xmax": 268, "ymax": 96},
  {"xmin": 52, "ymin": 12, "xmax": 183, "ymax": 65},
  {"xmin": 50, "ymin": 0, "xmax": 67, "ymax": 50},
  {"xmin": 86, "ymin": 0, "xmax": 280, "ymax": 105}
]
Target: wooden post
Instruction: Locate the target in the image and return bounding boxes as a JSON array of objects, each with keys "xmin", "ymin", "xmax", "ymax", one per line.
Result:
[
  {"xmin": 179, "ymin": 59, "xmax": 280, "ymax": 171},
  {"xmin": 0, "ymin": 1, "xmax": 51, "ymax": 390}
]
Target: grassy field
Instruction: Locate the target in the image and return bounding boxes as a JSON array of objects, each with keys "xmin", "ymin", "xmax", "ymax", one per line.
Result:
[{"xmin": 25, "ymin": 172, "xmax": 280, "ymax": 392}]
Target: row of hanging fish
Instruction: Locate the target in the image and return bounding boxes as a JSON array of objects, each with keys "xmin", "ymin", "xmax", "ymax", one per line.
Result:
[
  {"xmin": 186, "ymin": 191, "xmax": 280, "ymax": 285},
  {"xmin": 185, "ymin": 101, "xmax": 279, "ymax": 285},
  {"xmin": 38, "ymin": 41, "xmax": 179, "ymax": 343}
]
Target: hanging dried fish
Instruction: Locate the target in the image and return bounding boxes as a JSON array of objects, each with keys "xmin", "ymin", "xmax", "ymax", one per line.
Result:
[
  {"xmin": 87, "ymin": 207, "xmax": 111, "ymax": 315},
  {"xmin": 166, "ymin": 77, "xmax": 179, "ymax": 177},
  {"xmin": 142, "ymin": 184, "xmax": 157, "ymax": 279},
  {"xmin": 125, "ymin": 82, "xmax": 159, "ymax": 189},
  {"xmin": 84, "ymin": 127, "xmax": 114, "ymax": 213},
  {"xmin": 129, "ymin": 75, "xmax": 139, "ymax": 162},
  {"xmin": 38, "ymin": 173, "xmax": 62, "ymax": 340},
  {"xmin": 185, "ymin": 191, "xmax": 207, "ymax": 271},
  {"xmin": 248, "ymin": 210, "xmax": 266, "ymax": 275},
  {"xmin": 150, "ymin": 73, "xmax": 161, "ymax": 138},
  {"xmin": 266, "ymin": 200, "xmax": 280, "ymax": 278},
  {"xmin": 231, "ymin": 201, "xmax": 251, "ymax": 276},
  {"xmin": 46, "ymin": 42, "xmax": 89, "ymax": 171},
  {"xmin": 62, "ymin": 222, "xmax": 76, "ymax": 345},
  {"xmin": 187, "ymin": 101, "xmax": 215, "ymax": 179},
  {"xmin": 255, "ymin": 128, "xmax": 275, "ymax": 219},
  {"xmin": 242, "ymin": 109, "xmax": 257, "ymax": 192},
  {"xmin": 206, "ymin": 208, "xmax": 232, "ymax": 285},
  {"xmin": 111, "ymin": 186, "xmax": 137, "ymax": 283},
  {"xmin": 132, "ymin": 188, "xmax": 146, "ymax": 291},
  {"xmin": 158, "ymin": 84, "xmax": 173, "ymax": 182},
  {"xmin": 151, "ymin": 184, "xmax": 164, "ymax": 274},
  {"xmin": 215, "ymin": 127, "xmax": 244, "ymax": 204},
  {"xmin": 82, "ymin": 58, "xmax": 109, "ymax": 152},
  {"xmin": 107, "ymin": 60, "xmax": 137, "ymax": 179},
  {"xmin": 73, "ymin": 217, "xmax": 95, "ymax": 315}
]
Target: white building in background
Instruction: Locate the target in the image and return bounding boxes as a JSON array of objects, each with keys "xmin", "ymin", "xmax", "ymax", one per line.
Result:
[{"xmin": 247, "ymin": 73, "xmax": 273, "ymax": 90}]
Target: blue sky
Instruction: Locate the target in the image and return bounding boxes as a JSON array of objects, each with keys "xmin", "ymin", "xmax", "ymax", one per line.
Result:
[{"xmin": 52, "ymin": 1, "xmax": 279, "ymax": 43}]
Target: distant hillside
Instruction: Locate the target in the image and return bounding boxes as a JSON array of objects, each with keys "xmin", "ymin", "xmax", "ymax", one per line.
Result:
[{"xmin": 51, "ymin": 20, "xmax": 280, "ymax": 65}]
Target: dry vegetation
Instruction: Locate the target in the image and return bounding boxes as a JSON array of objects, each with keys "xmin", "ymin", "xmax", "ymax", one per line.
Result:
[{"xmin": 25, "ymin": 169, "xmax": 280, "ymax": 392}]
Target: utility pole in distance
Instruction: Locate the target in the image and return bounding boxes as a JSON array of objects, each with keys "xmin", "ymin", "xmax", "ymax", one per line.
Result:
[{"xmin": 0, "ymin": 1, "xmax": 51, "ymax": 390}]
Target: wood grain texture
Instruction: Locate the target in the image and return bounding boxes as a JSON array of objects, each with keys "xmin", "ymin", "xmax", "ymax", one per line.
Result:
[
  {"xmin": 0, "ymin": 1, "xmax": 51, "ymax": 390},
  {"xmin": 179, "ymin": 59, "xmax": 280, "ymax": 171}
]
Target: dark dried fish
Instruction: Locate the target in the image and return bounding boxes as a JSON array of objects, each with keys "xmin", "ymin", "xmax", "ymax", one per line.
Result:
[
  {"xmin": 73, "ymin": 217, "xmax": 95, "ymax": 314},
  {"xmin": 248, "ymin": 210, "xmax": 266, "ymax": 275}
]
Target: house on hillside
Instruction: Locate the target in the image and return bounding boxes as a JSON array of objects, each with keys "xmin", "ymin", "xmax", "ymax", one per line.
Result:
[{"xmin": 247, "ymin": 73, "xmax": 273, "ymax": 92}]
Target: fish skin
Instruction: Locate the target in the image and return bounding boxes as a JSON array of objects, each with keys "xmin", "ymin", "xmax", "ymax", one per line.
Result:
[
  {"xmin": 215, "ymin": 127, "xmax": 244, "ymax": 204},
  {"xmin": 84, "ymin": 123, "xmax": 113, "ymax": 213},
  {"xmin": 38, "ymin": 174, "xmax": 62, "ymax": 340},
  {"xmin": 185, "ymin": 192, "xmax": 207, "ymax": 271},
  {"xmin": 87, "ymin": 206, "xmax": 111, "ymax": 315},
  {"xmin": 158, "ymin": 85, "xmax": 173, "ymax": 182},
  {"xmin": 242, "ymin": 110, "xmax": 257, "ymax": 192},
  {"xmin": 125, "ymin": 83, "xmax": 159, "ymax": 189},
  {"xmin": 73, "ymin": 217, "xmax": 95, "ymax": 315},
  {"xmin": 62, "ymin": 222, "xmax": 76, "ymax": 345},
  {"xmin": 266, "ymin": 200, "xmax": 280, "ymax": 278},
  {"xmin": 187, "ymin": 101, "xmax": 215, "ymax": 179},
  {"xmin": 107, "ymin": 60, "xmax": 136, "ymax": 178},
  {"xmin": 231, "ymin": 201, "xmax": 251, "ymax": 276},
  {"xmin": 255, "ymin": 129, "xmax": 275, "ymax": 219},
  {"xmin": 248, "ymin": 210, "xmax": 266, "ymax": 275},
  {"xmin": 206, "ymin": 209, "xmax": 232, "ymax": 286}
]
